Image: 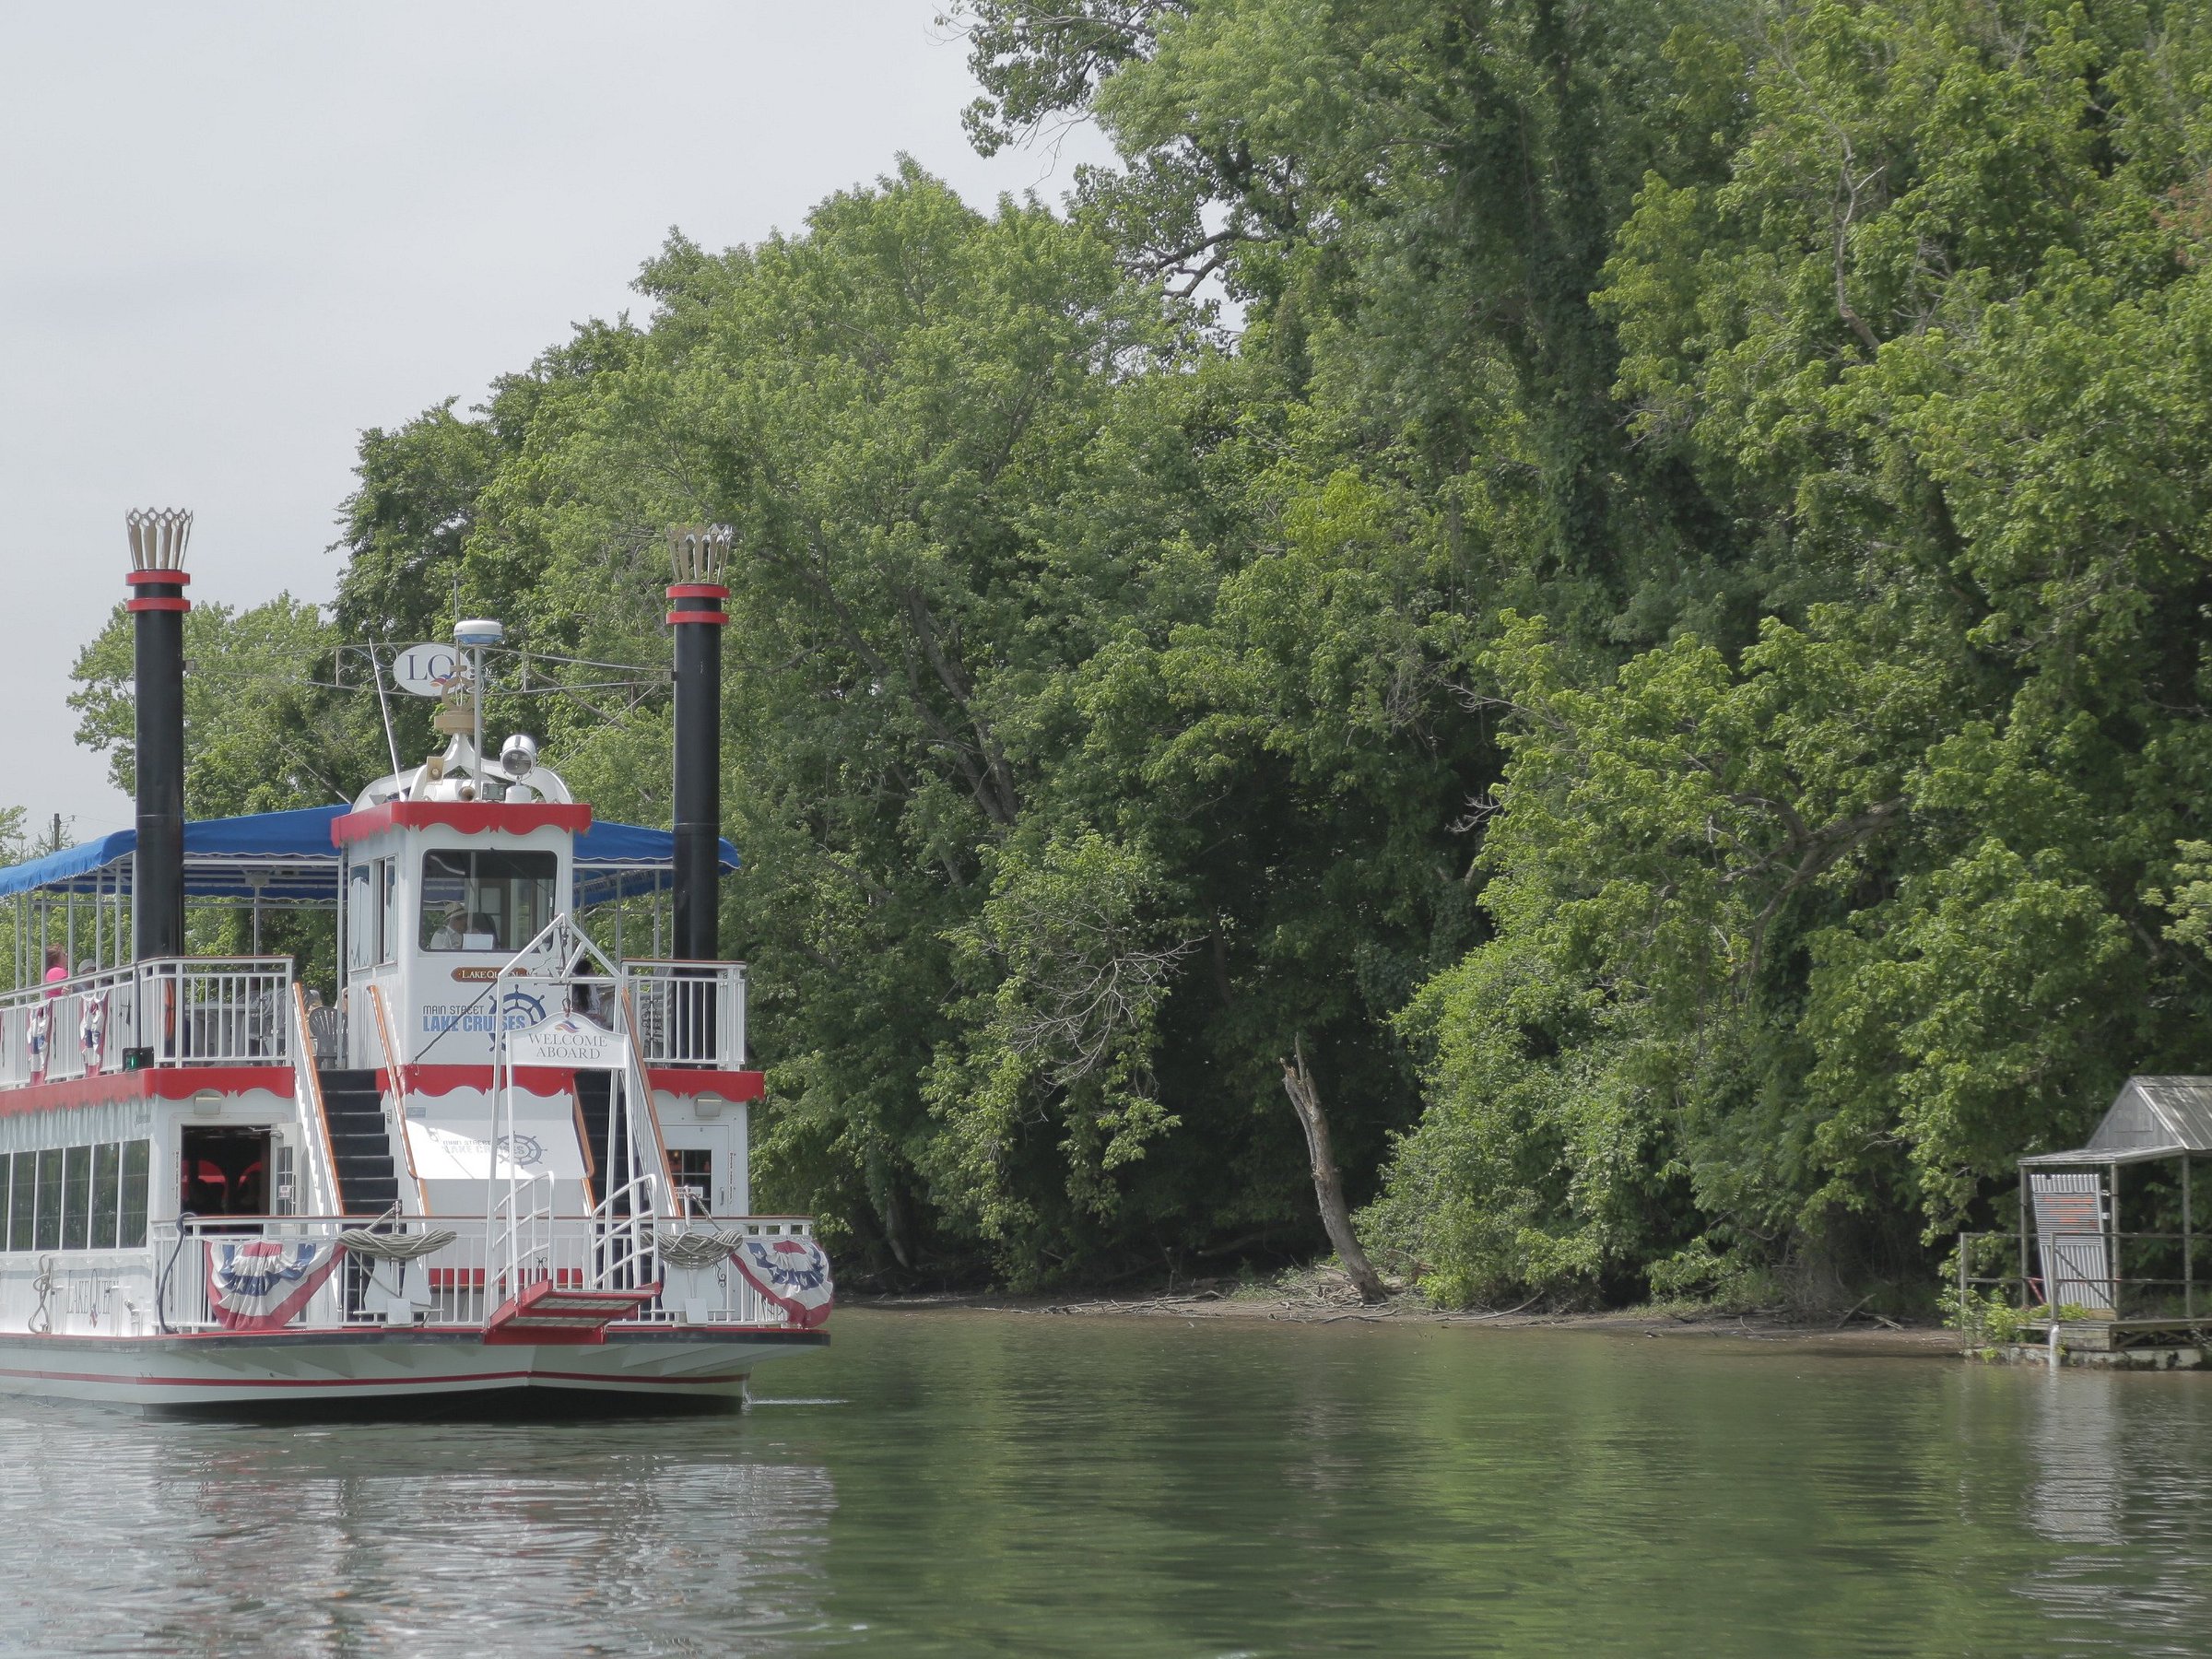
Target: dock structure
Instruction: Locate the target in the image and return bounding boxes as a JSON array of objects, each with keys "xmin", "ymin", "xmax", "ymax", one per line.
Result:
[{"xmin": 1960, "ymin": 1077, "xmax": 2212, "ymax": 1366}]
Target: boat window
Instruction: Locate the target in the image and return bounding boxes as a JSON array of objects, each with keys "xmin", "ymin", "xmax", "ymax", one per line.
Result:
[
  {"xmin": 90, "ymin": 1144, "xmax": 121, "ymax": 1250},
  {"xmin": 121, "ymin": 1140, "xmax": 148, "ymax": 1248},
  {"xmin": 348, "ymin": 858, "xmax": 403, "ymax": 968},
  {"xmin": 347, "ymin": 862, "xmax": 376, "ymax": 970},
  {"xmin": 0, "ymin": 1141, "xmax": 151, "ymax": 1253},
  {"xmin": 6, "ymin": 1156, "xmax": 29, "ymax": 1252},
  {"xmin": 668, "ymin": 1147, "xmax": 713, "ymax": 1218},
  {"xmin": 380, "ymin": 859, "xmax": 399, "ymax": 964},
  {"xmin": 347, "ymin": 863, "xmax": 365, "ymax": 967},
  {"xmin": 419, "ymin": 850, "xmax": 557, "ymax": 953},
  {"xmin": 59, "ymin": 1147, "xmax": 90, "ymax": 1251},
  {"xmin": 32, "ymin": 1150, "xmax": 61, "ymax": 1252}
]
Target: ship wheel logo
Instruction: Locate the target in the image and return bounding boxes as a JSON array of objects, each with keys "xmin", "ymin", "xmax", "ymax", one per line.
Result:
[{"xmin": 494, "ymin": 1134, "xmax": 545, "ymax": 1169}]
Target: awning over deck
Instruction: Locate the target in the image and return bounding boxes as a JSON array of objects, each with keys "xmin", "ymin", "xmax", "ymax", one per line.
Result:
[
  {"xmin": 2019, "ymin": 1076, "xmax": 2212, "ymax": 1168},
  {"xmin": 0, "ymin": 806, "xmax": 738, "ymax": 907}
]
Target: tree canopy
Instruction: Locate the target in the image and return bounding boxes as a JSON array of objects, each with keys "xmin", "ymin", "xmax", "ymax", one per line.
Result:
[{"xmin": 54, "ymin": 0, "xmax": 2212, "ymax": 1304}]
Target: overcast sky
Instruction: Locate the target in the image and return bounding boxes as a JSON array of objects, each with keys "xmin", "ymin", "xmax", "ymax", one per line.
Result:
[{"xmin": 0, "ymin": 3, "xmax": 1112, "ymax": 841}]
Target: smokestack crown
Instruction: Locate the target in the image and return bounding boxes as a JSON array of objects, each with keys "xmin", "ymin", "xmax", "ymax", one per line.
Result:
[
  {"xmin": 125, "ymin": 508, "xmax": 193, "ymax": 572},
  {"xmin": 669, "ymin": 525, "xmax": 731, "ymax": 588}
]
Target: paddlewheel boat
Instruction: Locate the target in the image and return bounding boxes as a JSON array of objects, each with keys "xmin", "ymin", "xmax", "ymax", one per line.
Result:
[{"xmin": 0, "ymin": 514, "xmax": 829, "ymax": 1411}]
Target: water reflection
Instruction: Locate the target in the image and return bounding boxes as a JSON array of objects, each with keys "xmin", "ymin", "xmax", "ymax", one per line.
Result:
[
  {"xmin": 0, "ymin": 1410, "xmax": 838, "ymax": 1655},
  {"xmin": 2029, "ymin": 1371, "xmax": 2122, "ymax": 1547},
  {"xmin": 2014, "ymin": 1371, "xmax": 2212, "ymax": 1644},
  {"xmin": 0, "ymin": 1317, "xmax": 2205, "ymax": 1654}
]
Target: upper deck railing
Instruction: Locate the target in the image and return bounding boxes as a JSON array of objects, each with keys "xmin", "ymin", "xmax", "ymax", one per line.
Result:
[
  {"xmin": 0, "ymin": 957, "xmax": 293, "ymax": 1088},
  {"xmin": 623, "ymin": 959, "xmax": 747, "ymax": 1069},
  {"xmin": 0, "ymin": 954, "xmax": 746, "ymax": 1090}
]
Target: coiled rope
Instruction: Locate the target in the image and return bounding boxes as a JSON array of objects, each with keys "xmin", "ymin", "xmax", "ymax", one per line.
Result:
[{"xmin": 656, "ymin": 1227, "xmax": 747, "ymax": 1270}]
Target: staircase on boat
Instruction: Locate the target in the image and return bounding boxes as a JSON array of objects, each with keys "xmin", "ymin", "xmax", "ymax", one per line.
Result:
[
  {"xmin": 317, "ymin": 1066, "xmax": 402, "ymax": 1216},
  {"xmin": 575, "ymin": 1069, "xmax": 648, "ymax": 1213}
]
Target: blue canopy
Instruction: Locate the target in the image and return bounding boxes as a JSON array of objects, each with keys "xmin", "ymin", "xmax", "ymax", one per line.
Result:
[{"xmin": 0, "ymin": 806, "xmax": 737, "ymax": 906}]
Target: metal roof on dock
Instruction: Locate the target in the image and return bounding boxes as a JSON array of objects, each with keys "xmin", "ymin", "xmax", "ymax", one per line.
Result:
[
  {"xmin": 2020, "ymin": 1076, "xmax": 2212, "ymax": 1167},
  {"xmin": 0, "ymin": 806, "xmax": 738, "ymax": 906}
]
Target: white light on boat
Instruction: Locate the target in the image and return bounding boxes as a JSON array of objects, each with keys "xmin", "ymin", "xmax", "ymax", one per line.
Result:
[
  {"xmin": 696, "ymin": 1093, "xmax": 725, "ymax": 1119},
  {"xmin": 500, "ymin": 734, "xmax": 537, "ymax": 776},
  {"xmin": 191, "ymin": 1089, "xmax": 222, "ymax": 1115},
  {"xmin": 453, "ymin": 618, "xmax": 505, "ymax": 648}
]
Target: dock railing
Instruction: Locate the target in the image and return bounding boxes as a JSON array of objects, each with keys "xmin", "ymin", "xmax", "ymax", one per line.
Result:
[
  {"xmin": 1955, "ymin": 1228, "xmax": 2209, "ymax": 1340},
  {"xmin": 0, "ymin": 956, "xmax": 293, "ymax": 1088}
]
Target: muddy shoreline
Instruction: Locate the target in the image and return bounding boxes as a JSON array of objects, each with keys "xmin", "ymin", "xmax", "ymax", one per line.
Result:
[{"xmin": 847, "ymin": 1273, "xmax": 1959, "ymax": 1359}]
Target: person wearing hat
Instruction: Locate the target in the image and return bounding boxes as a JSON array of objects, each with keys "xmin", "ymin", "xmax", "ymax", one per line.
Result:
[{"xmin": 429, "ymin": 900, "xmax": 470, "ymax": 950}]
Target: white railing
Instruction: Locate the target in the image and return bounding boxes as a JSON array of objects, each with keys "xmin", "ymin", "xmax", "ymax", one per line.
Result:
[
  {"xmin": 140, "ymin": 959, "xmax": 292, "ymax": 1066},
  {"xmin": 624, "ymin": 960, "xmax": 746, "ymax": 1068},
  {"xmin": 0, "ymin": 962, "xmax": 138, "ymax": 1087},
  {"xmin": 147, "ymin": 1212, "xmax": 814, "ymax": 1335},
  {"xmin": 490, "ymin": 1171, "xmax": 556, "ymax": 1306},
  {"xmin": 652, "ymin": 1215, "xmax": 818, "ymax": 1325},
  {"xmin": 0, "ymin": 957, "xmax": 292, "ymax": 1088},
  {"xmin": 593, "ymin": 1172, "xmax": 663, "ymax": 1292},
  {"xmin": 289, "ymin": 986, "xmax": 343, "ymax": 1218}
]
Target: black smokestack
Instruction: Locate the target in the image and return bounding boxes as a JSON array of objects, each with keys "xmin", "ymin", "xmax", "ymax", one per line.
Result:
[
  {"xmin": 666, "ymin": 526, "xmax": 731, "ymax": 960},
  {"xmin": 126, "ymin": 509, "xmax": 192, "ymax": 962}
]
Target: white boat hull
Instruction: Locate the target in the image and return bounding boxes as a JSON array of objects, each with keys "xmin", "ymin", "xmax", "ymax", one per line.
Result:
[{"xmin": 0, "ymin": 1326, "xmax": 828, "ymax": 1412}]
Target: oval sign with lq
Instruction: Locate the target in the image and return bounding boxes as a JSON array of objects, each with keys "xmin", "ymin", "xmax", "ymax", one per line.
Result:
[{"xmin": 391, "ymin": 642, "xmax": 465, "ymax": 698}]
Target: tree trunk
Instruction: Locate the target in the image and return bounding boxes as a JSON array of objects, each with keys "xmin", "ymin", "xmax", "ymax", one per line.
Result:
[{"xmin": 1280, "ymin": 1039, "xmax": 1389, "ymax": 1303}]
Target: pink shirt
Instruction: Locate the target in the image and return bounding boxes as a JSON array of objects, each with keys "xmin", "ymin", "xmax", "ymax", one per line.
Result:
[{"xmin": 42, "ymin": 965, "xmax": 65, "ymax": 1000}]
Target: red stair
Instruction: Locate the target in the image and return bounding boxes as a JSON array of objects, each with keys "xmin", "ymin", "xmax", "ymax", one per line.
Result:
[{"xmin": 484, "ymin": 1278, "xmax": 661, "ymax": 1345}]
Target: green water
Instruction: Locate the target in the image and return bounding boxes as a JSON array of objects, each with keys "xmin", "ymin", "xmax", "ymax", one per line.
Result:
[{"xmin": 3, "ymin": 1310, "xmax": 2207, "ymax": 1655}]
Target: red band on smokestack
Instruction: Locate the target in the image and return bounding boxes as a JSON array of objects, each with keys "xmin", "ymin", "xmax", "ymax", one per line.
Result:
[
  {"xmin": 124, "ymin": 570, "xmax": 193, "ymax": 586},
  {"xmin": 666, "ymin": 609, "xmax": 728, "ymax": 627},
  {"xmin": 666, "ymin": 583, "xmax": 730, "ymax": 601},
  {"xmin": 126, "ymin": 596, "xmax": 192, "ymax": 613}
]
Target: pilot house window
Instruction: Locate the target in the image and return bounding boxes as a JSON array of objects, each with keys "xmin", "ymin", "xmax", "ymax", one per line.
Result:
[{"xmin": 420, "ymin": 850, "xmax": 558, "ymax": 953}]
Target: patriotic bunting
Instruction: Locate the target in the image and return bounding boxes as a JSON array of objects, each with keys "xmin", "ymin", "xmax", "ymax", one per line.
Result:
[
  {"xmin": 730, "ymin": 1236, "xmax": 833, "ymax": 1330},
  {"xmin": 206, "ymin": 1239, "xmax": 347, "ymax": 1331}
]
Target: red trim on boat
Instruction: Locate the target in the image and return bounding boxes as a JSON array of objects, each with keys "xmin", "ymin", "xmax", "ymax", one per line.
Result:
[
  {"xmin": 125, "ymin": 596, "xmax": 191, "ymax": 613},
  {"xmin": 647, "ymin": 1068, "xmax": 763, "ymax": 1100},
  {"xmin": 332, "ymin": 801, "xmax": 593, "ymax": 845},
  {"xmin": 665, "ymin": 583, "xmax": 730, "ymax": 601},
  {"xmin": 124, "ymin": 570, "xmax": 193, "ymax": 586},
  {"xmin": 381, "ymin": 1065, "xmax": 764, "ymax": 1101},
  {"xmin": 0, "ymin": 1364, "xmax": 752, "ymax": 1390},
  {"xmin": 388, "ymin": 1065, "xmax": 591, "ymax": 1098},
  {"xmin": 0, "ymin": 1066, "xmax": 293, "ymax": 1118}
]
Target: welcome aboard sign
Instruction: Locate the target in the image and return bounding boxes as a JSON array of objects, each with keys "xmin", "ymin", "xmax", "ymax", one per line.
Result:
[{"xmin": 505, "ymin": 1012, "xmax": 629, "ymax": 1071}]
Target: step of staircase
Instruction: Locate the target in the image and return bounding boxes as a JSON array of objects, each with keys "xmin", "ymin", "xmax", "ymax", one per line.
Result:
[{"xmin": 483, "ymin": 1277, "xmax": 661, "ymax": 1345}]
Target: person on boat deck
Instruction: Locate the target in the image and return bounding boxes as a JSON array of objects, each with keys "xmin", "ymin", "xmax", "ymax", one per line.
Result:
[
  {"xmin": 41, "ymin": 946, "xmax": 65, "ymax": 996},
  {"xmin": 429, "ymin": 902, "xmax": 469, "ymax": 950}
]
